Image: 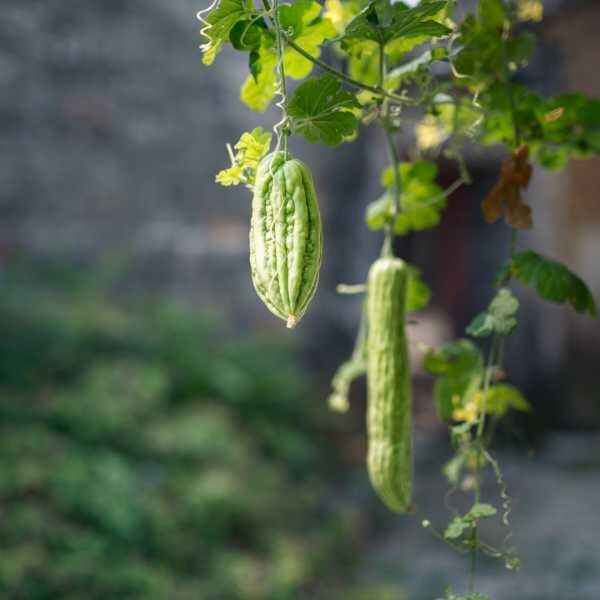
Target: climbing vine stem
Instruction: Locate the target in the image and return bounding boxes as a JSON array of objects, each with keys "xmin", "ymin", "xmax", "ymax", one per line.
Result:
[
  {"xmin": 272, "ymin": 0, "xmax": 290, "ymax": 157},
  {"xmin": 284, "ymin": 36, "xmax": 418, "ymax": 106}
]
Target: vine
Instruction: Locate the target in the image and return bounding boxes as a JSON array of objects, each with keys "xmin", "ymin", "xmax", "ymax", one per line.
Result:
[{"xmin": 200, "ymin": 0, "xmax": 598, "ymax": 597}]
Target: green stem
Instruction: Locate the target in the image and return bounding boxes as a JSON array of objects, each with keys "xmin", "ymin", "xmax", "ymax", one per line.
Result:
[
  {"xmin": 272, "ymin": 0, "xmax": 290, "ymax": 157},
  {"xmin": 503, "ymin": 20, "xmax": 523, "ymax": 257},
  {"xmin": 284, "ymin": 36, "xmax": 417, "ymax": 106},
  {"xmin": 378, "ymin": 42, "xmax": 385, "ymax": 91},
  {"xmin": 469, "ymin": 332, "xmax": 502, "ymax": 593},
  {"xmin": 469, "ymin": 526, "xmax": 478, "ymax": 593},
  {"xmin": 383, "ymin": 127, "xmax": 402, "ymax": 220},
  {"xmin": 375, "ymin": 29, "xmax": 403, "ymax": 258},
  {"xmin": 501, "ymin": 18, "xmax": 522, "ymax": 148}
]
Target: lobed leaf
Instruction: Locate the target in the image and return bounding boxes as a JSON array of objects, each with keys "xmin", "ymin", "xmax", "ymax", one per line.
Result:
[
  {"xmin": 288, "ymin": 75, "xmax": 361, "ymax": 146},
  {"xmin": 444, "ymin": 502, "xmax": 497, "ymax": 540},
  {"xmin": 506, "ymin": 251, "xmax": 596, "ymax": 316},
  {"xmin": 467, "ymin": 287, "xmax": 519, "ymax": 337},
  {"xmin": 238, "ymin": 2, "xmax": 336, "ymax": 111},
  {"xmin": 341, "ymin": 0, "xmax": 450, "ymax": 46},
  {"xmin": 366, "ymin": 160, "xmax": 445, "ymax": 235}
]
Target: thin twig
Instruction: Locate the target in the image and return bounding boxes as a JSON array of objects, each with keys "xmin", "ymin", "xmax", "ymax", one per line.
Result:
[{"xmin": 284, "ymin": 36, "xmax": 418, "ymax": 106}]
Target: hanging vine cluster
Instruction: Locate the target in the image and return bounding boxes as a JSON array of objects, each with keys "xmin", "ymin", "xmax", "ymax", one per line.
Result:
[{"xmin": 199, "ymin": 0, "xmax": 598, "ymax": 597}]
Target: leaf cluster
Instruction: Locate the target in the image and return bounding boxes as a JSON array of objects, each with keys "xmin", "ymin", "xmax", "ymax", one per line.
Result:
[
  {"xmin": 424, "ymin": 340, "xmax": 529, "ymax": 421},
  {"xmin": 215, "ymin": 127, "xmax": 272, "ymax": 186},
  {"xmin": 444, "ymin": 502, "xmax": 497, "ymax": 540},
  {"xmin": 467, "ymin": 287, "xmax": 519, "ymax": 338},
  {"xmin": 366, "ymin": 160, "xmax": 446, "ymax": 235}
]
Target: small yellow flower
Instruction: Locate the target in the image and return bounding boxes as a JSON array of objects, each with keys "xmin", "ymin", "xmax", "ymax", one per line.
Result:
[
  {"xmin": 452, "ymin": 391, "xmax": 484, "ymax": 423},
  {"xmin": 518, "ymin": 0, "xmax": 543, "ymax": 23}
]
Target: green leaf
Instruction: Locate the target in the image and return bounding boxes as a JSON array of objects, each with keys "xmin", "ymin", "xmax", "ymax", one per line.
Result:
[
  {"xmin": 365, "ymin": 194, "xmax": 390, "ymax": 230},
  {"xmin": 341, "ymin": 1, "xmax": 450, "ymax": 46},
  {"xmin": 249, "ymin": 49, "xmax": 261, "ymax": 81},
  {"xmin": 392, "ymin": 162, "xmax": 446, "ymax": 234},
  {"xmin": 507, "ymin": 251, "xmax": 596, "ymax": 316},
  {"xmin": 467, "ymin": 287, "xmax": 519, "ymax": 337},
  {"xmin": 453, "ymin": 0, "xmax": 533, "ymax": 89},
  {"xmin": 200, "ymin": 0, "xmax": 250, "ymax": 65},
  {"xmin": 466, "ymin": 502, "xmax": 497, "ymax": 520},
  {"xmin": 444, "ymin": 516, "xmax": 470, "ymax": 540},
  {"xmin": 229, "ymin": 19, "xmax": 266, "ymax": 51},
  {"xmin": 479, "ymin": 84, "xmax": 600, "ymax": 164},
  {"xmin": 424, "ymin": 340, "xmax": 483, "ymax": 420},
  {"xmin": 479, "ymin": 0, "xmax": 507, "ymax": 29},
  {"xmin": 239, "ymin": 2, "xmax": 335, "ymax": 111},
  {"xmin": 406, "ymin": 266, "xmax": 431, "ymax": 313},
  {"xmin": 383, "ymin": 1, "xmax": 450, "ymax": 43},
  {"xmin": 444, "ymin": 502, "xmax": 497, "ymax": 540},
  {"xmin": 288, "ymin": 75, "xmax": 361, "ymax": 146},
  {"xmin": 366, "ymin": 161, "xmax": 445, "ymax": 235},
  {"xmin": 216, "ymin": 127, "xmax": 272, "ymax": 187},
  {"xmin": 484, "ymin": 384, "xmax": 531, "ymax": 416},
  {"xmin": 341, "ymin": 3, "xmax": 385, "ymax": 45},
  {"xmin": 466, "ymin": 312, "xmax": 494, "ymax": 338},
  {"xmin": 424, "ymin": 340, "xmax": 482, "ymax": 378}
]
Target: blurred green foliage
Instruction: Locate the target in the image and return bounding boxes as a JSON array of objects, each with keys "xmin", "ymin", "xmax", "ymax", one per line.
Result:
[{"xmin": 0, "ymin": 258, "xmax": 363, "ymax": 599}]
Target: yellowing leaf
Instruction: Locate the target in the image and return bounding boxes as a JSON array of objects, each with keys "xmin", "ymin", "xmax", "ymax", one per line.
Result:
[
  {"xmin": 215, "ymin": 127, "xmax": 272, "ymax": 187},
  {"xmin": 202, "ymin": 39, "xmax": 223, "ymax": 66},
  {"xmin": 481, "ymin": 146, "xmax": 533, "ymax": 229},
  {"xmin": 215, "ymin": 164, "xmax": 244, "ymax": 186},
  {"xmin": 240, "ymin": 49, "xmax": 277, "ymax": 112}
]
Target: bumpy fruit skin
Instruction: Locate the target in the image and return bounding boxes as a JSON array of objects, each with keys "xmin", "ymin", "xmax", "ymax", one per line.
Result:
[
  {"xmin": 366, "ymin": 257, "xmax": 413, "ymax": 512},
  {"xmin": 250, "ymin": 151, "xmax": 323, "ymax": 328}
]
